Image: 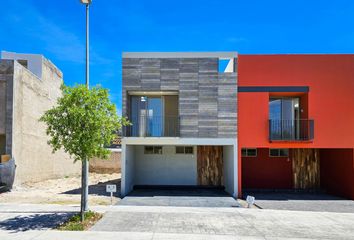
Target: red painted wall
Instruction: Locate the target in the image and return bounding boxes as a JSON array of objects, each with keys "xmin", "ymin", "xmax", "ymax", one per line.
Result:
[
  {"xmin": 320, "ymin": 149, "xmax": 354, "ymax": 199},
  {"xmin": 237, "ymin": 55, "xmax": 354, "ymax": 197},
  {"xmin": 238, "ymin": 54, "xmax": 354, "ymax": 149},
  {"xmin": 242, "ymin": 148, "xmax": 293, "ymax": 189}
]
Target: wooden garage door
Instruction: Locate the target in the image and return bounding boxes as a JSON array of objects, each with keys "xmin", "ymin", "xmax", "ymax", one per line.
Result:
[{"xmin": 197, "ymin": 146, "xmax": 223, "ymax": 186}]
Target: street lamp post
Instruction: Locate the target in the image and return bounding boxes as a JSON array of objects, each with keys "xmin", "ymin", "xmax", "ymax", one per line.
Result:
[{"xmin": 80, "ymin": 0, "xmax": 92, "ymax": 221}]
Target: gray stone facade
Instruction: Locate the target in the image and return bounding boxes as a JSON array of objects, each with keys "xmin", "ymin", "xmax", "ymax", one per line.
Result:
[{"xmin": 122, "ymin": 53, "xmax": 237, "ymax": 138}]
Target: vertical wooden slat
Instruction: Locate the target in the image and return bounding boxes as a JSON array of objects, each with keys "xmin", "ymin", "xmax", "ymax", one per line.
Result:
[
  {"xmin": 292, "ymin": 148, "xmax": 320, "ymax": 189},
  {"xmin": 197, "ymin": 146, "xmax": 223, "ymax": 186}
]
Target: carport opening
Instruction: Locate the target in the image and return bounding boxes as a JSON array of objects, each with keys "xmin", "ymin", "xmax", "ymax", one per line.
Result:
[
  {"xmin": 123, "ymin": 145, "xmax": 236, "ymax": 198},
  {"xmin": 241, "ymin": 148, "xmax": 354, "ymax": 200}
]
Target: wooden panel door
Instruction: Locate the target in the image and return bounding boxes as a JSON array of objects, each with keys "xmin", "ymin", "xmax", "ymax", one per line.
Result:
[
  {"xmin": 197, "ymin": 146, "xmax": 223, "ymax": 186},
  {"xmin": 292, "ymin": 149, "xmax": 320, "ymax": 189}
]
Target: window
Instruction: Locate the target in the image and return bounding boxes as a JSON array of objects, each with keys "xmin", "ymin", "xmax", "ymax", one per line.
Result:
[
  {"xmin": 176, "ymin": 146, "xmax": 194, "ymax": 154},
  {"xmin": 269, "ymin": 148, "xmax": 289, "ymax": 157},
  {"xmin": 144, "ymin": 146, "xmax": 162, "ymax": 154},
  {"xmin": 241, "ymin": 148, "xmax": 257, "ymax": 157}
]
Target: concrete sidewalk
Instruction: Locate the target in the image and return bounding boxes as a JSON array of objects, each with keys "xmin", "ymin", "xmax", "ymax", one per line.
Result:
[{"xmin": 0, "ymin": 230, "xmax": 277, "ymax": 240}]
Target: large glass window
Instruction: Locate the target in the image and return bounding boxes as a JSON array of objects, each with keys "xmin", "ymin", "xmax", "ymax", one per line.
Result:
[
  {"xmin": 130, "ymin": 95, "xmax": 178, "ymax": 137},
  {"xmin": 131, "ymin": 96, "xmax": 162, "ymax": 137},
  {"xmin": 269, "ymin": 97, "xmax": 300, "ymax": 140}
]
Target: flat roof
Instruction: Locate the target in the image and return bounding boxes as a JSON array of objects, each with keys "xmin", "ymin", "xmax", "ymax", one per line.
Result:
[{"xmin": 122, "ymin": 52, "xmax": 238, "ymax": 59}]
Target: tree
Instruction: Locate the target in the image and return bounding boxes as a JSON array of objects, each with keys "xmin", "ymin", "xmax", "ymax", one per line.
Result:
[{"xmin": 40, "ymin": 84, "xmax": 129, "ymax": 221}]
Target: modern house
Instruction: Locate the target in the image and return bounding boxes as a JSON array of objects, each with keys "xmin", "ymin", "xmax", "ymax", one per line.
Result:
[
  {"xmin": 0, "ymin": 51, "xmax": 80, "ymax": 185},
  {"xmin": 121, "ymin": 52, "xmax": 238, "ymax": 197},
  {"xmin": 121, "ymin": 52, "xmax": 354, "ymax": 200},
  {"xmin": 238, "ymin": 54, "xmax": 354, "ymax": 200}
]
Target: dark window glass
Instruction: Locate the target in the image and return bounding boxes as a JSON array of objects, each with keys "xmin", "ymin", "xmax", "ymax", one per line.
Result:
[
  {"xmin": 270, "ymin": 148, "xmax": 289, "ymax": 157},
  {"xmin": 242, "ymin": 148, "xmax": 257, "ymax": 157},
  {"xmin": 269, "ymin": 149, "xmax": 279, "ymax": 157},
  {"xmin": 247, "ymin": 149, "xmax": 257, "ymax": 157},
  {"xmin": 154, "ymin": 146, "xmax": 163, "ymax": 154},
  {"xmin": 176, "ymin": 146, "xmax": 193, "ymax": 154},
  {"xmin": 176, "ymin": 146, "xmax": 184, "ymax": 154},
  {"xmin": 185, "ymin": 147, "xmax": 193, "ymax": 154},
  {"xmin": 144, "ymin": 146, "xmax": 153, "ymax": 154},
  {"xmin": 144, "ymin": 146, "xmax": 162, "ymax": 154},
  {"xmin": 279, "ymin": 149, "xmax": 289, "ymax": 157}
]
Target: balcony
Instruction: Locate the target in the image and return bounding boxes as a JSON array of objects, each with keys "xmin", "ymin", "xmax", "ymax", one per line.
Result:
[
  {"xmin": 269, "ymin": 119, "xmax": 314, "ymax": 141},
  {"xmin": 123, "ymin": 115, "xmax": 180, "ymax": 137}
]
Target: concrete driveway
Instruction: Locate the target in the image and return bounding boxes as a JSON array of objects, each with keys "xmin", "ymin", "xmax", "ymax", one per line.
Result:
[
  {"xmin": 118, "ymin": 188, "xmax": 240, "ymax": 207},
  {"xmin": 243, "ymin": 191, "xmax": 354, "ymax": 213}
]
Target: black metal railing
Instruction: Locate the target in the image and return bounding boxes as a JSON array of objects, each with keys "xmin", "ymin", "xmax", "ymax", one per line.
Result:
[
  {"xmin": 123, "ymin": 115, "xmax": 180, "ymax": 137},
  {"xmin": 269, "ymin": 119, "xmax": 314, "ymax": 141}
]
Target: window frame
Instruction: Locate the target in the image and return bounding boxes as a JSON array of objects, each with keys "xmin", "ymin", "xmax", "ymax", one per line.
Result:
[
  {"xmin": 269, "ymin": 148, "xmax": 289, "ymax": 157},
  {"xmin": 144, "ymin": 146, "xmax": 163, "ymax": 154},
  {"xmin": 175, "ymin": 146, "xmax": 194, "ymax": 154},
  {"xmin": 241, "ymin": 148, "xmax": 257, "ymax": 157}
]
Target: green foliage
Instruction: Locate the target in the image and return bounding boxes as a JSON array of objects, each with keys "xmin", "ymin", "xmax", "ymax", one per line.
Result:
[
  {"xmin": 40, "ymin": 84, "xmax": 129, "ymax": 162},
  {"xmin": 58, "ymin": 211, "xmax": 102, "ymax": 231}
]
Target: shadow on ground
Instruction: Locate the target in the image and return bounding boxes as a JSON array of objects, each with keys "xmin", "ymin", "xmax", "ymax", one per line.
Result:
[
  {"xmin": 61, "ymin": 179, "xmax": 121, "ymax": 197},
  {"xmin": 0, "ymin": 212, "xmax": 75, "ymax": 232}
]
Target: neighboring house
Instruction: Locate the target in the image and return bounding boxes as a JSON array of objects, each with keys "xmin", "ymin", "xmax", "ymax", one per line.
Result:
[
  {"xmin": 0, "ymin": 51, "xmax": 80, "ymax": 185},
  {"xmin": 238, "ymin": 54, "xmax": 354, "ymax": 200},
  {"xmin": 121, "ymin": 52, "xmax": 238, "ymax": 197},
  {"xmin": 121, "ymin": 52, "xmax": 354, "ymax": 200}
]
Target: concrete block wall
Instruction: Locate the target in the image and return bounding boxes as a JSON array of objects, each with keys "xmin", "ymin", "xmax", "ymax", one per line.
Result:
[
  {"xmin": 0, "ymin": 55, "xmax": 80, "ymax": 184},
  {"xmin": 122, "ymin": 54, "xmax": 237, "ymax": 139},
  {"xmin": 89, "ymin": 150, "xmax": 121, "ymax": 174}
]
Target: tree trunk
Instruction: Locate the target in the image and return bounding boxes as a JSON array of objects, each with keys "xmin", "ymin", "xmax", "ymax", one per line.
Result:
[{"xmin": 80, "ymin": 159, "xmax": 89, "ymax": 221}]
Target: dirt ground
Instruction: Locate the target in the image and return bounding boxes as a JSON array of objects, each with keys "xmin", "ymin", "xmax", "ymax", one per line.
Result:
[{"xmin": 0, "ymin": 173, "xmax": 121, "ymax": 205}]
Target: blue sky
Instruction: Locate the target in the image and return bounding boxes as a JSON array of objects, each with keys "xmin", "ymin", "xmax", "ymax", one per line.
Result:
[{"xmin": 1, "ymin": 0, "xmax": 353, "ymax": 114}]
